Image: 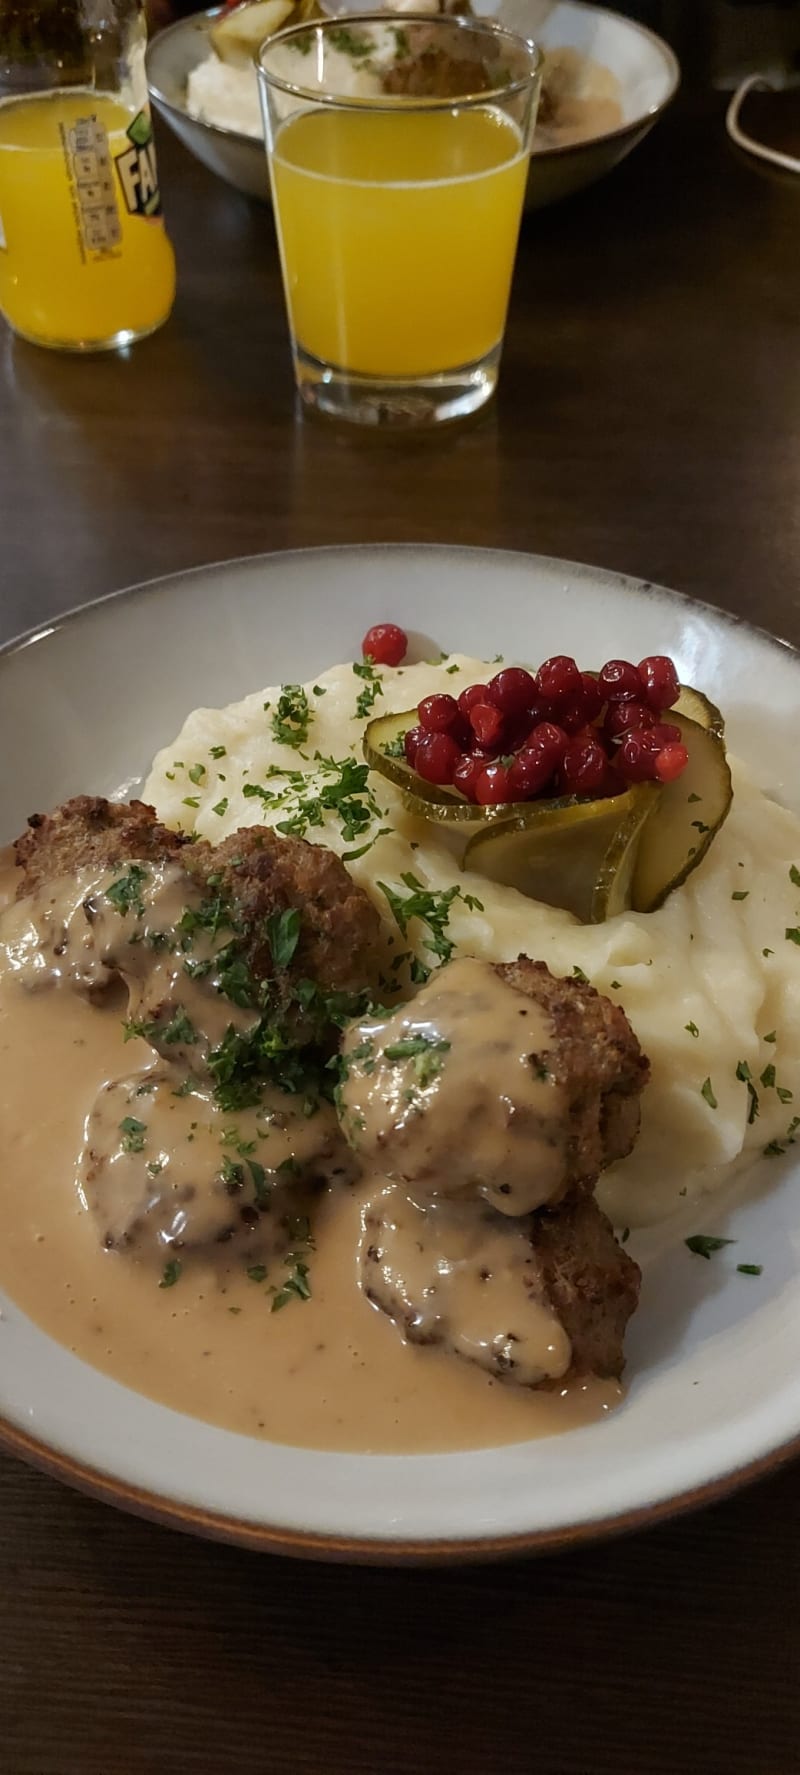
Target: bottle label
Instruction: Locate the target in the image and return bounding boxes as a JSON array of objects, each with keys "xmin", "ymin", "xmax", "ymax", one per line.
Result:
[
  {"xmin": 114, "ymin": 109, "xmax": 163, "ymax": 219},
  {"xmin": 63, "ymin": 115, "xmax": 123, "ymax": 259}
]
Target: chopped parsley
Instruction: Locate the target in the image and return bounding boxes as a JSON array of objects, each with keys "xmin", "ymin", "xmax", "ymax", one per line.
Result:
[
  {"xmin": 687, "ymin": 792, "xmax": 702, "ymax": 804},
  {"xmin": 119, "ymin": 1115, "xmax": 146, "ymax": 1154},
  {"xmin": 384, "ymin": 1035, "xmax": 451, "ymax": 1061},
  {"xmin": 210, "ymin": 744, "xmax": 227, "ymax": 760},
  {"xmin": 382, "ymin": 733, "xmax": 407, "ymax": 759},
  {"xmin": 328, "ymin": 25, "xmax": 373, "ymax": 55},
  {"xmin": 352, "ymin": 660, "xmax": 384, "ymax": 719},
  {"xmin": 572, "ymin": 965, "xmax": 589, "ymax": 984},
  {"xmin": 247, "ymin": 1264, "xmax": 268, "ymax": 1284},
  {"xmin": 245, "ymin": 756, "xmax": 383, "ymax": 850},
  {"xmin": 105, "ymin": 864, "xmax": 148, "ymax": 919},
  {"xmin": 778, "ymin": 1084, "xmax": 794, "ymax": 1104},
  {"xmin": 685, "ymin": 1234, "xmax": 735, "ymax": 1259},
  {"xmin": 378, "ymin": 873, "xmax": 464, "ymax": 974},
  {"xmin": 790, "ymin": 865, "xmax": 800, "ymax": 888},
  {"xmin": 736, "ymin": 1059, "xmax": 759, "ymax": 1123},
  {"xmin": 212, "ymin": 797, "xmax": 229, "ymax": 818},
  {"xmin": 786, "ymin": 928, "xmax": 800, "ymax": 946},
  {"xmin": 685, "ymin": 1021, "xmax": 699, "ymax": 1038},
  {"xmin": 159, "ymin": 1259, "xmax": 182, "ymax": 1288},
  {"xmin": 272, "ymin": 1258, "xmax": 311, "ymax": 1311},
  {"xmin": 266, "ymin": 907, "xmax": 301, "ymax": 969},
  {"xmin": 731, "ymin": 890, "xmax": 749, "ymax": 902},
  {"xmin": 124, "ymin": 1008, "xmax": 198, "ymax": 1047},
  {"xmin": 271, "ymin": 684, "xmax": 311, "ymax": 750},
  {"xmin": 701, "ymin": 1077, "xmax": 718, "ymax": 1109},
  {"xmin": 764, "ymin": 1030, "xmax": 777, "ymax": 1043},
  {"xmin": 188, "ymin": 763, "xmax": 206, "ymax": 785},
  {"xmin": 737, "ymin": 1263, "xmax": 763, "ymax": 1276}
]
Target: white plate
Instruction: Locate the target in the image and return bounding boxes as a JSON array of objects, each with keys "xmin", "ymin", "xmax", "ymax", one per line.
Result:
[
  {"xmin": 147, "ymin": 2, "xmax": 679, "ymax": 211},
  {"xmin": 1, "ymin": 545, "xmax": 799, "ymax": 1562}
]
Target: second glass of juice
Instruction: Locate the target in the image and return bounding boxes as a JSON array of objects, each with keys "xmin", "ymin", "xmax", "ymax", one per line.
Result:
[{"xmin": 257, "ymin": 15, "xmax": 541, "ymax": 426}]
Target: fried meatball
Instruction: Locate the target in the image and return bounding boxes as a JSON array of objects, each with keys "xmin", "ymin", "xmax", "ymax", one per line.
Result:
[
  {"xmin": 338, "ymin": 954, "xmax": 649, "ymax": 1215},
  {"xmin": 361, "ymin": 1183, "xmax": 640, "ymax": 1385}
]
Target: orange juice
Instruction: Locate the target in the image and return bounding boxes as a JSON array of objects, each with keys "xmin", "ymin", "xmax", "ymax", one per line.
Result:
[
  {"xmin": 0, "ymin": 91, "xmax": 175, "ymax": 349},
  {"xmin": 270, "ymin": 106, "xmax": 528, "ymax": 378}
]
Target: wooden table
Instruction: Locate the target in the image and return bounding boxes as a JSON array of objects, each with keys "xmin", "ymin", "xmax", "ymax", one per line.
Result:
[{"xmin": 1, "ymin": 92, "xmax": 799, "ymax": 1774}]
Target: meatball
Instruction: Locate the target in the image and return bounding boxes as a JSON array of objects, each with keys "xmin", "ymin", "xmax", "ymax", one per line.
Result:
[
  {"xmin": 338, "ymin": 954, "xmax": 648, "ymax": 1215},
  {"xmin": 361, "ymin": 1183, "xmax": 640, "ymax": 1384}
]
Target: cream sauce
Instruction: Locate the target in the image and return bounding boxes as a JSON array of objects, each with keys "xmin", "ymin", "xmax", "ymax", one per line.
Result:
[
  {"xmin": 340, "ymin": 957, "xmax": 568, "ymax": 1216},
  {"xmin": 0, "ymin": 854, "xmax": 619, "ymax": 1451},
  {"xmin": 361, "ymin": 1181, "xmax": 571, "ymax": 1386},
  {"xmin": 79, "ymin": 1070, "xmax": 345, "ymax": 1256},
  {"xmin": 3, "ymin": 858, "xmax": 258, "ymax": 1062}
]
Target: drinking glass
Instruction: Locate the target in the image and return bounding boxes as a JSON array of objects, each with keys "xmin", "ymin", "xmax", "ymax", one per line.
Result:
[{"xmin": 257, "ymin": 14, "xmax": 541, "ymax": 426}]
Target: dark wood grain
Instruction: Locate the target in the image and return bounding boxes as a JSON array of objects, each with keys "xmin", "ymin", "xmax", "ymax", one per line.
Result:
[{"xmin": 1, "ymin": 92, "xmax": 799, "ymax": 1775}]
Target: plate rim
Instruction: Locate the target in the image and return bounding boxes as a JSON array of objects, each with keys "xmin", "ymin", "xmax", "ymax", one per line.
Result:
[
  {"xmin": 4, "ymin": 540, "xmax": 798, "ymax": 669},
  {"xmin": 2, "ymin": 540, "xmax": 800, "ymax": 1562},
  {"xmin": 1, "ymin": 1411, "xmax": 798, "ymax": 1563}
]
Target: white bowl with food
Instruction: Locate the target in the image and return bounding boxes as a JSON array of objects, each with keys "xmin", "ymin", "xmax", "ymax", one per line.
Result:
[
  {"xmin": 147, "ymin": 1, "xmax": 680, "ymax": 209},
  {"xmin": 1, "ymin": 544, "xmax": 800, "ymax": 1561}
]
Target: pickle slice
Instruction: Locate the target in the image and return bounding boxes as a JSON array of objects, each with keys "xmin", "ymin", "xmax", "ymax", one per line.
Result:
[
  {"xmin": 463, "ymin": 786, "xmax": 660, "ymax": 923},
  {"xmin": 363, "ymin": 709, "xmax": 466, "ymax": 811},
  {"xmin": 675, "ymin": 685, "xmax": 725, "ymax": 738},
  {"xmin": 631, "ymin": 710, "xmax": 732, "ymax": 912},
  {"xmin": 210, "ymin": 0, "xmax": 296, "ymax": 65},
  {"xmin": 364, "ymin": 696, "xmax": 733, "ymax": 922}
]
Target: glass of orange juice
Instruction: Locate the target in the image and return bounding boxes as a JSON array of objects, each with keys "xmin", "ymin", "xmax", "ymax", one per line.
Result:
[{"xmin": 257, "ymin": 14, "xmax": 541, "ymax": 426}]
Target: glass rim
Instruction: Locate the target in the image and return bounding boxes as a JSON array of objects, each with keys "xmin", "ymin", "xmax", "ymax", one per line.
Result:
[{"xmin": 255, "ymin": 12, "xmax": 542, "ymax": 112}]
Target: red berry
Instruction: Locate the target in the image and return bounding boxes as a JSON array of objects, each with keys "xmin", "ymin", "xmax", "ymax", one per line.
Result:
[
  {"xmin": 647, "ymin": 721, "xmax": 682, "ymax": 748},
  {"xmin": 558, "ymin": 692, "xmax": 591, "ymax": 735},
  {"xmin": 404, "ymin": 725, "xmax": 423, "ymax": 767},
  {"xmin": 508, "ymin": 747, "xmax": 554, "ymax": 801},
  {"xmin": 639, "ymin": 655, "xmax": 680, "ymax": 711},
  {"xmin": 452, "ymin": 753, "xmax": 486, "ymax": 802},
  {"xmin": 523, "ymin": 694, "xmax": 554, "ymax": 728},
  {"xmin": 604, "ymin": 699, "xmax": 656, "ymax": 741},
  {"xmin": 458, "ymin": 683, "xmax": 490, "ymax": 720},
  {"xmin": 617, "ymin": 732, "xmax": 659, "ymax": 782},
  {"xmin": 469, "ymin": 702, "xmax": 504, "ymax": 748},
  {"xmin": 598, "ymin": 659, "xmax": 641, "ymax": 702},
  {"xmin": 414, "ymin": 731, "xmax": 461, "ymax": 785},
  {"xmin": 525, "ymin": 721, "xmax": 569, "ymax": 774},
  {"xmin": 559, "ymin": 738, "xmax": 609, "ymax": 796},
  {"xmin": 579, "ymin": 673, "xmax": 603, "ymax": 722},
  {"xmin": 535, "ymin": 655, "xmax": 582, "ymax": 703},
  {"xmin": 475, "ymin": 763, "xmax": 514, "ymax": 806},
  {"xmin": 418, "ymin": 692, "xmax": 459, "ymax": 734},
  {"xmin": 654, "ymin": 742, "xmax": 689, "ymax": 783},
  {"xmin": 486, "ymin": 667, "xmax": 537, "ymax": 718},
  {"xmin": 361, "ymin": 623, "xmax": 407, "ymax": 667}
]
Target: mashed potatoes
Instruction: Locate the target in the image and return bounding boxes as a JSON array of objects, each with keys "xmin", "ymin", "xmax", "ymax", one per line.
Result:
[{"xmin": 145, "ymin": 656, "xmax": 800, "ymax": 1229}]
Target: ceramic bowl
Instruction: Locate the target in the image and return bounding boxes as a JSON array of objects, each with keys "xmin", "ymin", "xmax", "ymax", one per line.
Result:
[{"xmin": 146, "ymin": 1, "xmax": 679, "ymax": 209}]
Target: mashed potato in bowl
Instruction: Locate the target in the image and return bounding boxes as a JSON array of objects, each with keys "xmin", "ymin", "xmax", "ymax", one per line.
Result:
[{"xmin": 145, "ymin": 654, "xmax": 800, "ymax": 1231}]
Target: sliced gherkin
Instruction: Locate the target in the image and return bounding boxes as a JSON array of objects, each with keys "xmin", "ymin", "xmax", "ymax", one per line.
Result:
[
  {"xmin": 363, "ymin": 693, "xmax": 733, "ymax": 921},
  {"xmin": 631, "ymin": 710, "xmax": 732, "ymax": 912},
  {"xmin": 464, "ymin": 786, "xmax": 660, "ymax": 923}
]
